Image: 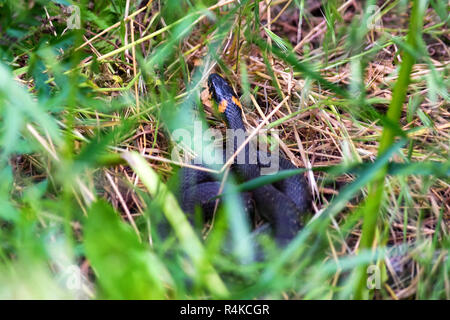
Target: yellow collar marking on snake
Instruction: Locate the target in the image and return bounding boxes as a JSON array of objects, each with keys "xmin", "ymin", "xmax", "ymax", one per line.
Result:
[
  {"xmin": 231, "ymin": 96, "xmax": 242, "ymax": 109},
  {"xmin": 218, "ymin": 99, "xmax": 228, "ymax": 113}
]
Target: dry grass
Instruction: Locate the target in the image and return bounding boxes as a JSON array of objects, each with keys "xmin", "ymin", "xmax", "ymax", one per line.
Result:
[
  {"xmin": 82, "ymin": 1, "xmax": 449, "ymax": 298},
  {"xmin": 2, "ymin": 0, "xmax": 448, "ymax": 299}
]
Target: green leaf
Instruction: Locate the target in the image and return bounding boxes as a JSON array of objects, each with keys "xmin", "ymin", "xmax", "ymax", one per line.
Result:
[
  {"xmin": 264, "ymin": 28, "xmax": 289, "ymax": 52},
  {"xmin": 84, "ymin": 199, "xmax": 171, "ymax": 299}
]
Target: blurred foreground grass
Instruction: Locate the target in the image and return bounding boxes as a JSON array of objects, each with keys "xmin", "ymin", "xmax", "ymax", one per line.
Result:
[{"xmin": 0, "ymin": 0, "xmax": 448, "ymax": 299}]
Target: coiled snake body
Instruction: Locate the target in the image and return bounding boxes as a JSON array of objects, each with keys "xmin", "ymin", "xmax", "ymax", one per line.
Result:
[{"xmin": 180, "ymin": 73, "xmax": 311, "ymax": 245}]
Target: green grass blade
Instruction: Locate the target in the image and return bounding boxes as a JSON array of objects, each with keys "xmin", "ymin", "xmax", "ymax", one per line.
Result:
[
  {"xmin": 354, "ymin": 0, "xmax": 429, "ymax": 299},
  {"xmin": 122, "ymin": 151, "xmax": 229, "ymax": 298}
]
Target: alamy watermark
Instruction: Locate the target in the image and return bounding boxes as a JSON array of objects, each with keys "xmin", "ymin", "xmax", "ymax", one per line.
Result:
[
  {"xmin": 62, "ymin": 264, "xmax": 83, "ymax": 291},
  {"xmin": 366, "ymin": 5, "xmax": 382, "ymax": 30},
  {"xmin": 171, "ymin": 120, "xmax": 281, "ymax": 174},
  {"xmin": 367, "ymin": 264, "xmax": 381, "ymax": 290},
  {"xmin": 66, "ymin": 5, "xmax": 81, "ymax": 30}
]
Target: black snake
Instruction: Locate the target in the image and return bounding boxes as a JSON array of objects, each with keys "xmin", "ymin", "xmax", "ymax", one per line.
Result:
[{"xmin": 179, "ymin": 73, "xmax": 311, "ymax": 246}]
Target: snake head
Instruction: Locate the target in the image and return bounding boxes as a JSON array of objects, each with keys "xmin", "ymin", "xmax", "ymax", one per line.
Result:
[
  {"xmin": 208, "ymin": 73, "xmax": 242, "ymax": 113},
  {"xmin": 207, "ymin": 73, "xmax": 245, "ymax": 132},
  {"xmin": 208, "ymin": 73, "xmax": 232, "ymax": 105}
]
